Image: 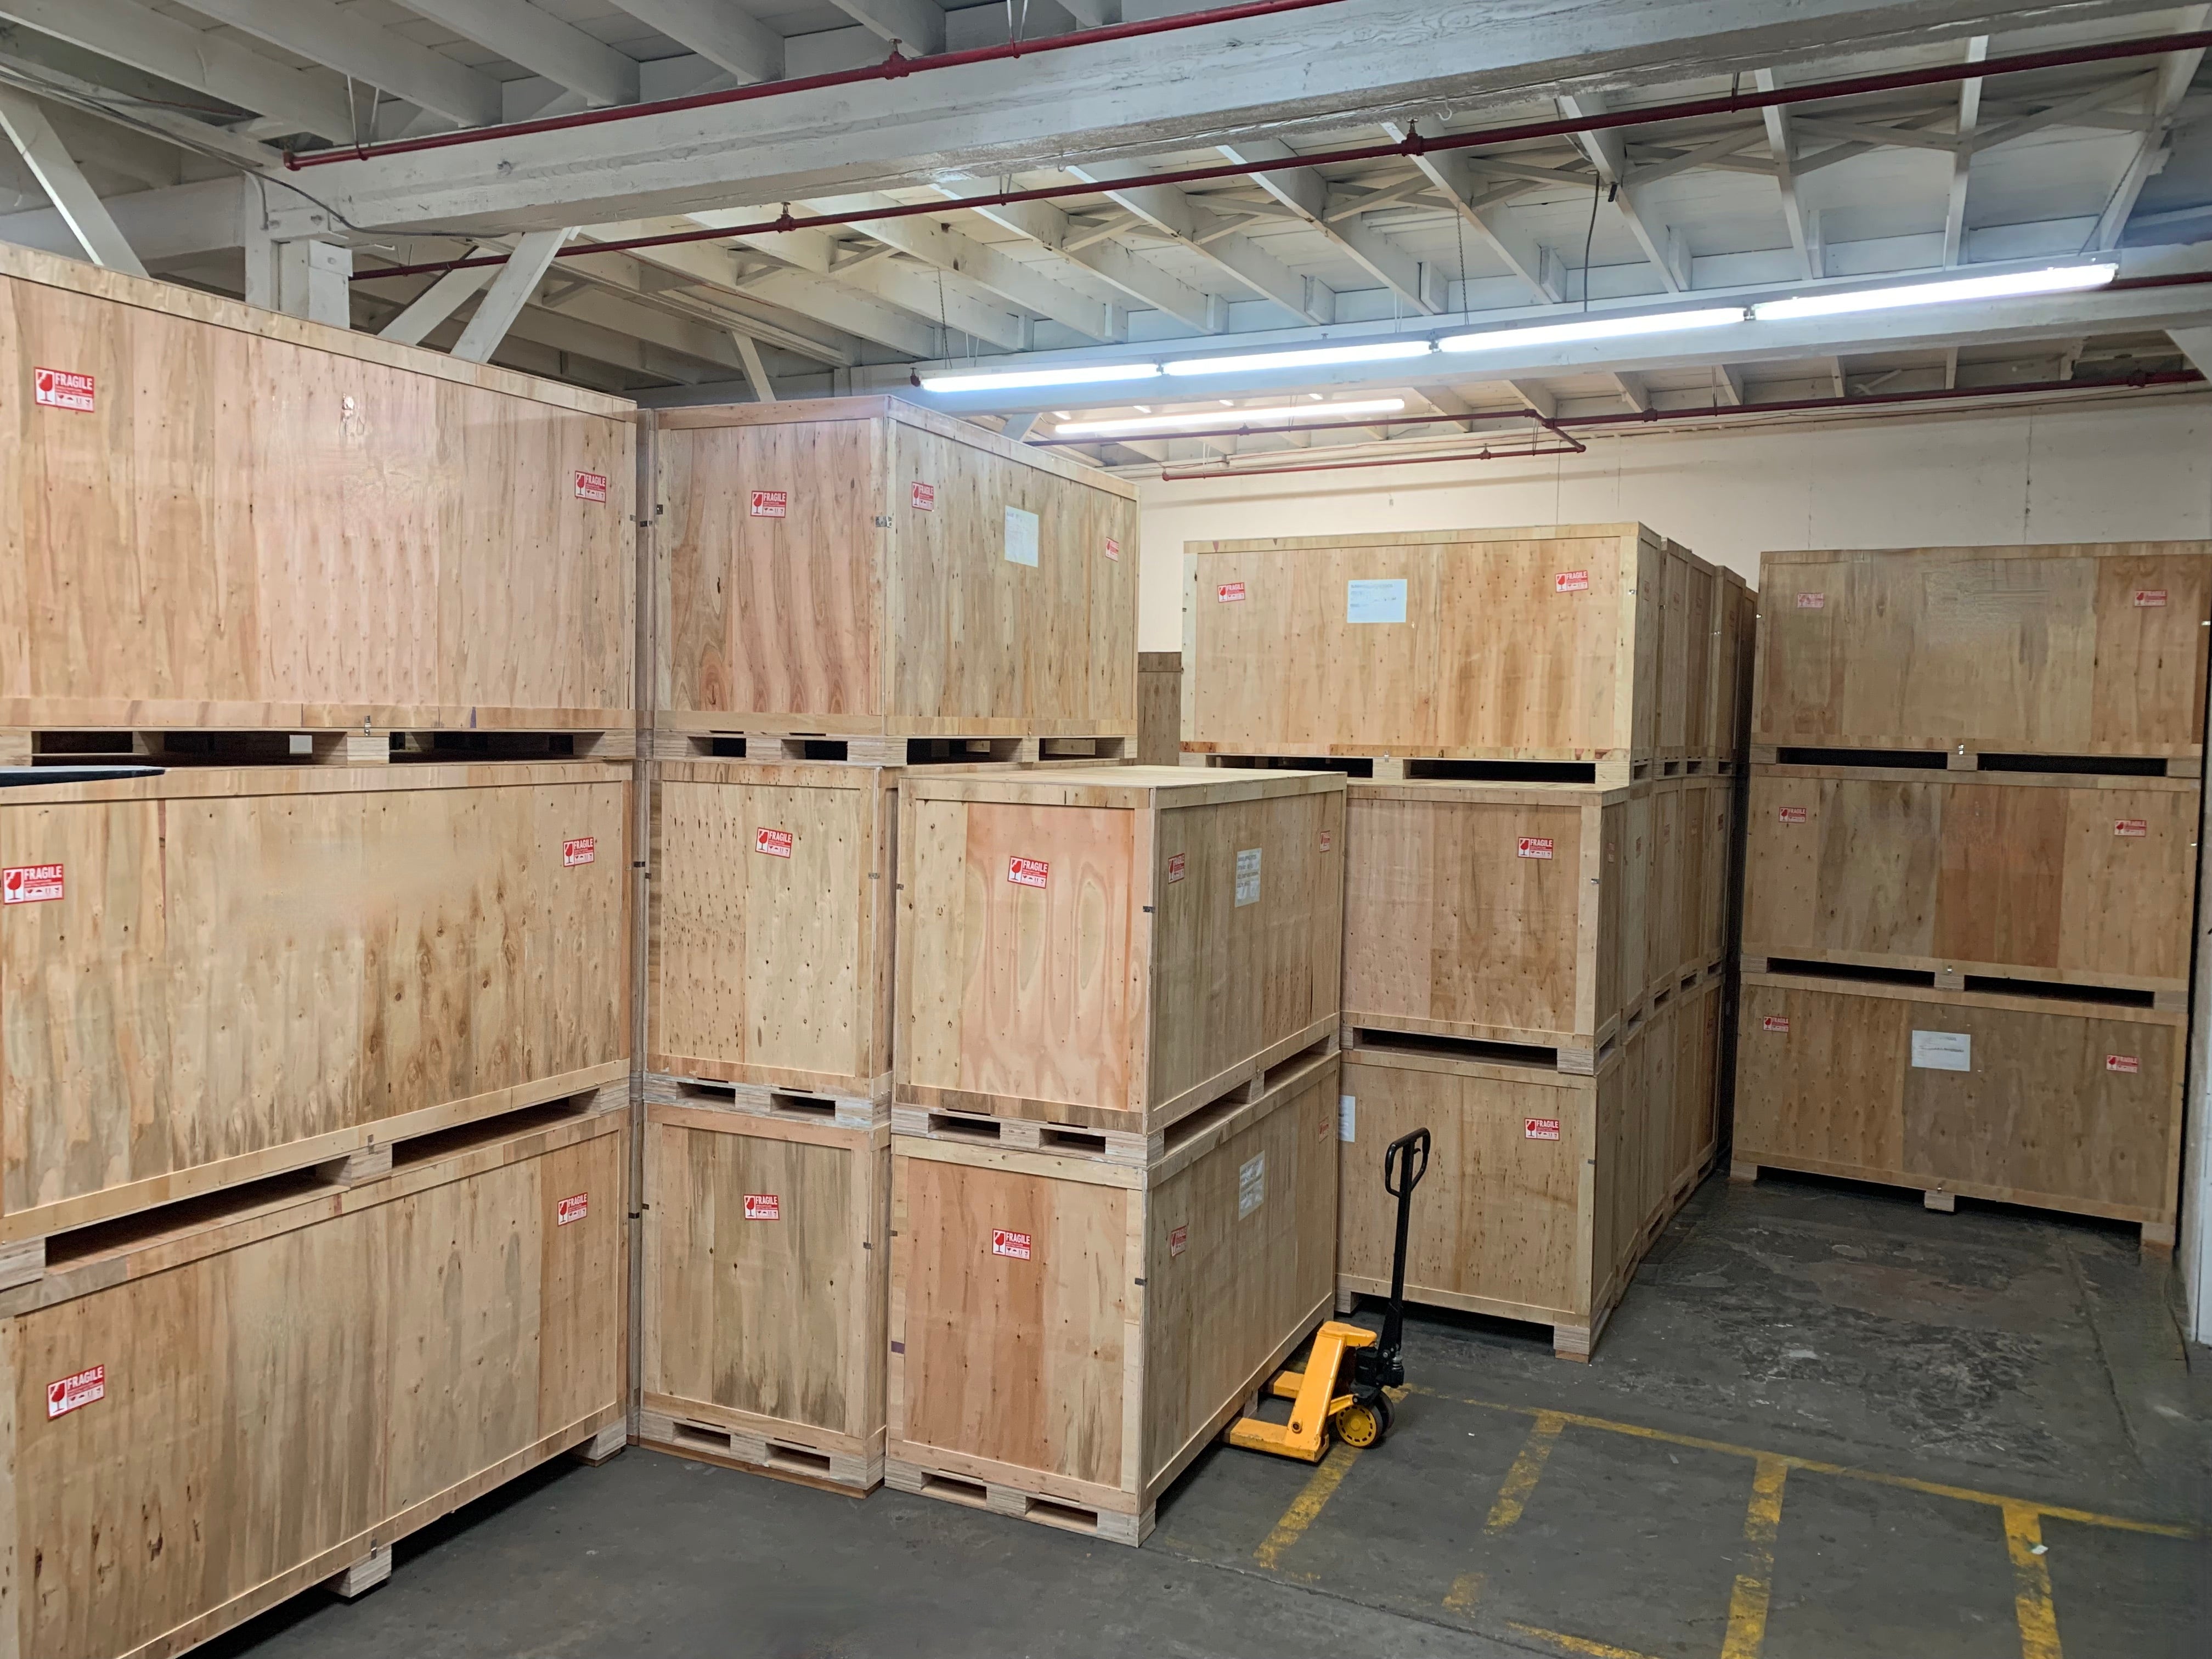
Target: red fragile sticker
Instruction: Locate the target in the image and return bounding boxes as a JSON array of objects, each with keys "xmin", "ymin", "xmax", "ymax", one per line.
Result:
[
  {"xmin": 3, "ymin": 864, "xmax": 64, "ymax": 904},
  {"xmin": 992, "ymin": 1228, "xmax": 1032, "ymax": 1260},
  {"xmin": 1517, "ymin": 837, "xmax": 1554, "ymax": 859},
  {"xmin": 2135, "ymin": 590, "xmax": 2167, "ymax": 607},
  {"xmin": 556, "ymin": 1193, "xmax": 588, "ymax": 1226},
  {"xmin": 1554, "ymin": 571, "xmax": 1590, "ymax": 594},
  {"xmin": 1319, "ymin": 829, "xmax": 1333, "ymax": 852},
  {"xmin": 1170, "ymin": 1225, "xmax": 1189, "ymax": 1258},
  {"xmin": 749, "ymin": 489, "xmax": 789, "ymax": 517},
  {"xmin": 2114, "ymin": 819, "xmax": 2148, "ymax": 837},
  {"xmin": 573, "ymin": 470, "xmax": 608, "ymax": 501},
  {"xmin": 1797, "ymin": 592, "xmax": 1825, "ymax": 609},
  {"xmin": 1217, "ymin": 582, "xmax": 1247, "ymax": 603},
  {"xmin": 33, "ymin": 368, "xmax": 94, "ymax": 411},
  {"xmin": 1763, "ymin": 1016, "xmax": 1791, "ymax": 1033},
  {"xmin": 1104, "ymin": 537, "xmax": 1121, "ymax": 561},
  {"xmin": 744, "ymin": 1193, "xmax": 782, "ymax": 1220},
  {"xmin": 1779, "ymin": 806, "xmax": 1808, "ymax": 824},
  {"xmin": 47, "ymin": 1365, "xmax": 103, "ymax": 1419},
  {"xmin": 1166, "ymin": 853, "xmax": 1186, "ymax": 883},
  {"xmin": 563, "ymin": 838, "xmax": 596, "ymax": 867},
  {"xmin": 911, "ymin": 482, "xmax": 935, "ymax": 511},
  {"xmin": 756, "ymin": 828, "xmax": 794, "ymax": 857},
  {"xmin": 2106, "ymin": 1053, "xmax": 2141, "ymax": 1074},
  {"xmin": 1525, "ymin": 1118, "xmax": 1562, "ymax": 1141},
  {"xmin": 1008, "ymin": 856, "xmax": 1049, "ymax": 888}
]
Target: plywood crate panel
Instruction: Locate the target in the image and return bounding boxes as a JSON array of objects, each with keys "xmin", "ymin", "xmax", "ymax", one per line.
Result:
[
  {"xmin": 0, "ymin": 243, "xmax": 635, "ymax": 732},
  {"xmin": 1753, "ymin": 543, "xmax": 2212, "ymax": 758},
  {"xmin": 0, "ymin": 1098, "xmax": 626, "ymax": 1659},
  {"xmin": 1743, "ymin": 766, "xmax": 2200, "ymax": 992},
  {"xmin": 1182, "ymin": 524, "xmax": 1672, "ymax": 770},
  {"xmin": 1138, "ymin": 652, "xmax": 1182, "ymax": 766},
  {"xmin": 1658, "ymin": 540, "xmax": 1717, "ymax": 761},
  {"xmin": 1734, "ymin": 973, "xmax": 2183, "ymax": 1242},
  {"xmin": 656, "ymin": 397, "xmax": 1138, "ymax": 737},
  {"xmin": 641, "ymin": 1089, "xmax": 888, "ymax": 1493},
  {"xmin": 0, "ymin": 764, "xmax": 630, "ymax": 1245},
  {"xmin": 888, "ymin": 1046, "xmax": 1337, "ymax": 1543},
  {"xmin": 896, "ymin": 766, "xmax": 1345, "ymax": 1133}
]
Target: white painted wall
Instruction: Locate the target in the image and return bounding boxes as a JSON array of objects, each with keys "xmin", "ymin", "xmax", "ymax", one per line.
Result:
[{"xmin": 1132, "ymin": 392, "xmax": 2212, "ymax": 1342}]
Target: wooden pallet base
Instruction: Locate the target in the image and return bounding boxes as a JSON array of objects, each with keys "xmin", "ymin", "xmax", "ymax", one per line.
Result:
[
  {"xmin": 650, "ymin": 730, "xmax": 1128, "ymax": 766},
  {"xmin": 571, "ymin": 1421, "xmax": 629, "ymax": 1467},
  {"xmin": 1736, "ymin": 955, "xmax": 2187, "ymax": 1010},
  {"xmin": 885, "ymin": 1459, "xmax": 1153, "ymax": 1546},
  {"xmin": 4, "ymin": 725, "xmax": 634, "ymax": 768},
  {"xmin": 325, "ymin": 1545, "xmax": 392, "ymax": 1602},
  {"xmin": 1729, "ymin": 1156, "xmax": 2176, "ymax": 1250},
  {"xmin": 645, "ymin": 1072, "xmax": 888, "ymax": 1129},
  {"xmin": 641, "ymin": 1409, "xmax": 883, "ymax": 1496},
  {"xmin": 1183, "ymin": 746, "xmax": 1647, "ymax": 787},
  {"xmin": 1334, "ymin": 1277, "xmax": 1612, "ymax": 1364},
  {"xmin": 1750, "ymin": 742, "xmax": 2201, "ymax": 779},
  {"xmin": 889, "ymin": 1104, "xmax": 1157, "ymax": 1167}
]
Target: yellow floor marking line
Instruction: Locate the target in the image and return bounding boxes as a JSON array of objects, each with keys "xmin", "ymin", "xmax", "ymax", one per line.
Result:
[
  {"xmin": 1252, "ymin": 1441, "xmax": 1360, "ymax": 1573},
  {"xmin": 2003, "ymin": 1502, "xmax": 2065, "ymax": 1659},
  {"xmin": 1407, "ymin": 1386, "xmax": 2198, "ymax": 1539},
  {"xmin": 1505, "ymin": 1621, "xmax": 1669, "ymax": 1659},
  {"xmin": 1719, "ymin": 1455, "xmax": 1790, "ymax": 1659},
  {"xmin": 1442, "ymin": 1571, "xmax": 1484, "ymax": 1612},
  {"xmin": 1486, "ymin": 1412, "xmax": 1568, "ymax": 1534}
]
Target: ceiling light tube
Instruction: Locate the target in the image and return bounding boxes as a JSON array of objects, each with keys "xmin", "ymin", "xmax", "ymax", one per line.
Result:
[
  {"xmin": 918, "ymin": 362, "xmax": 1161, "ymax": 393},
  {"xmin": 1053, "ymin": 397, "xmax": 1407, "ymax": 438},
  {"xmin": 1440, "ymin": 307, "xmax": 1746, "ymax": 354},
  {"xmin": 1162, "ymin": 340, "xmax": 1436, "ymax": 376},
  {"xmin": 1750, "ymin": 262, "xmax": 2119, "ymax": 321}
]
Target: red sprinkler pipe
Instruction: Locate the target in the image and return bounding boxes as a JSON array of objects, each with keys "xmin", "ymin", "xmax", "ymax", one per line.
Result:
[{"xmin": 346, "ymin": 26, "xmax": 2212, "ymax": 283}]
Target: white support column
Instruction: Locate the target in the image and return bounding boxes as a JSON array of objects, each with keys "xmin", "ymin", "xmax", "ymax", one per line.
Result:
[
  {"xmin": 278, "ymin": 238, "xmax": 354, "ymax": 328},
  {"xmin": 0, "ymin": 87, "xmax": 148, "ymax": 276},
  {"xmin": 452, "ymin": 227, "xmax": 571, "ymax": 362},
  {"xmin": 1943, "ymin": 36, "xmax": 1990, "ymax": 268},
  {"xmin": 379, "ymin": 262, "xmax": 498, "ymax": 345}
]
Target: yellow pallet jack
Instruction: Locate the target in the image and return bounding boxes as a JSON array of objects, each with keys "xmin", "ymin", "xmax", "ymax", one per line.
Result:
[{"xmin": 1226, "ymin": 1126, "xmax": 1430, "ymax": 1461}]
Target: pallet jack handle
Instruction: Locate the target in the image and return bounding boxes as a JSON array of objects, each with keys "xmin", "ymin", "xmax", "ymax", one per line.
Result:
[{"xmin": 1374, "ymin": 1126, "xmax": 1430, "ymax": 1390}]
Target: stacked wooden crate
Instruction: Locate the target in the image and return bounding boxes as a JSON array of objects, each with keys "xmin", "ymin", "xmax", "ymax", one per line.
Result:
[
  {"xmin": 639, "ymin": 398, "xmax": 1142, "ymax": 1497},
  {"xmin": 1184, "ymin": 526, "xmax": 1751, "ymax": 1358},
  {"xmin": 0, "ymin": 245, "xmax": 636, "ymax": 1651},
  {"xmin": 1734, "ymin": 543, "xmax": 2209, "ymax": 1248}
]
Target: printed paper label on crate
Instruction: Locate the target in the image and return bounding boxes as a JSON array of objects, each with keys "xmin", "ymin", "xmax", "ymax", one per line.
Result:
[
  {"xmin": 1339, "ymin": 1094, "xmax": 1356, "ymax": 1142},
  {"xmin": 749, "ymin": 489, "xmax": 789, "ymax": 518},
  {"xmin": 2135, "ymin": 589, "xmax": 2168, "ymax": 607},
  {"xmin": 1796, "ymin": 592, "xmax": 1825, "ymax": 609},
  {"xmin": 744, "ymin": 1193, "xmax": 782, "ymax": 1220},
  {"xmin": 1346, "ymin": 578, "xmax": 1408, "ymax": 624},
  {"xmin": 1910, "ymin": 1029, "xmax": 1972, "ymax": 1072},
  {"xmin": 33, "ymin": 368, "xmax": 94, "ymax": 411},
  {"xmin": 991, "ymin": 1228, "xmax": 1032, "ymax": 1260},
  {"xmin": 1525, "ymin": 1118, "xmax": 1562, "ymax": 1141},
  {"xmin": 562, "ymin": 838, "xmax": 596, "ymax": 867},
  {"xmin": 910, "ymin": 481, "xmax": 935, "ymax": 511},
  {"xmin": 1778, "ymin": 806, "xmax": 1808, "ymax": 824},
  {"xmin": 1763, "ymin": 1015, "xmax": 1791, "ymax": 1034},
  {"xmin": 1319, "ymin": 828, "xmax": 1333, "ymax": 852},
  {"xmin": 1234, "ymin": 847, "xmax": 1262, "ymax": 906},
  {"xmin": 1554, "ymin": 570, "xmax": 1590, "ymax": 594},
  {"xmin": 2106, "ymin": 1053, "xmax": 2141, "ymax": 1074},
  {"xmin": 572, "ymin": 470, "xmax": 608, "ymax": 502},
  {"xmin": 2113, "ymin": 819, "xmax": 2148, "ymax": 837},
  {"xmin": 1217, "ymin": 582, "xmax": 1248, "ymax": 603},
  {"xmin": 756, "ymin": 828, "xmax": 794, "ymax": 858},
  {"xmin": 1166, "ymin": 853, "xmax": 1186, "ymax": 883},
  {"xmin": 1008, "ymin": 855, "xmax": 1049, "ymax": 889},
  {"xmin": 1238, "ymin": 1152, "xmax": 1266, "ymax": 1219},
  {"xmin": 1169, "ymin": 1224, "xmax": 1188, "ymax": 1258},
  {"xmin": 1517, "ymin": 837, "xmax": 1554, "ymax": 860},
  {"xmin": 556, "ymin": 1193, "xmax": 588, "ymax": 1226},
  {"xmin": 1003, "ymin": 505, "xmax": 1040, "ymax": 567},
  {"xmin": 46, "ymin": 1365, "xmax": 103, "ymax": 1419},
  {"xmin": 2, "ymin": 864, "xmax": 64, "ymax": 904}
]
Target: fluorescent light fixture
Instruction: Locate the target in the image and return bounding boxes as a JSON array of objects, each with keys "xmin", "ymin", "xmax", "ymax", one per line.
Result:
[
  {"xmin": 1053, "ymin": 398, "xmax": 1407, "ymax": 438},
  {"xmin": 918, "ymin": 362, "xmax": 1160, "ymax": 393},
  {"xmin": 1750, "ymin": 262, "xmax": 2118, "ymax": 321},
  {"xmin": 1161, "ymin": 339, "xmax": 1435, "ymax": 377},
  {"xmin": 1440, "ymin": 307, "xmax": 1745, "ymax": 353}
]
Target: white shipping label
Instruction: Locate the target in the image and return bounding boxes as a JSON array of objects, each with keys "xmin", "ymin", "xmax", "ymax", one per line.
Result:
[
  {"xmin": 1234, "ymin": 847, "xmax": 1262, "ymax": 906},
  {"xmin": 1346, "ymin": 578, "xmax": 1408, "ymax": 624},
  {"xmin": 1911, "ymin": 1029, "xmax": 1973, "ymax": 1072},
  {"xmin": 1003, "ymin": 505, "xmax": 1040, "ymax": 566},
  {"xmin": 1339, "ymin": 1095, "xmax": 1356, "ymax": 1142},
  {"xmin": 1238, "ymin": 1152, "xmax": 1266, "ymax": 1218}
]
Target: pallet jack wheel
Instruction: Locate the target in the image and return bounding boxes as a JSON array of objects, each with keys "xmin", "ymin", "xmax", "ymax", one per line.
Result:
[{"xmin": 1336, "ymin": 1389, "xmax": 1392, "ymax": 1450}]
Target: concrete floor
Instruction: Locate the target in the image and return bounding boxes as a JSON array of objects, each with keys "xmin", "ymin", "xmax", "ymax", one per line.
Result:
[{"xmin": 208, "ymin": 1171, "xmax": 2209, "ymax": 1659}]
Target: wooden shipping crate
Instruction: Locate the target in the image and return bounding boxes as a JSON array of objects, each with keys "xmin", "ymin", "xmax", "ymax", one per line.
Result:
[
  {"xmin": 641, "ymin": 1082, "xmax": 888, "ymax": 1494},
  {"xmin": 0, "ymin": 243, "xmax": 635, "ymax": 735},
  {"xmin": 1733, "ymin": 972, "xmax": 2185, "ymax": 1244},
  {"xmin": 1752, "ymin": 542, "xmax": 2212, "ymax": 759},
  {"xmin": 887, "ymin": 1045, "xmax": 1338, "ymax": 1544},
  {"xmin": 0, "ymin": 1093, "xmax": 627, "ymax": 1659},
  {"xmin": 654, "ymin": 397, "xmax": 1139, "ymax": 740},
  {"xmin": 1181, "ymin": 523, "xmax": 1665, "ymax": 776},
  {"xmin": 1659, "ymin": 539, "xmax": 1717, "ymax": 762},
  {"xmin": 1742, "ymin": 766, "xmax": 2200, "ymax": 993},
  {"xmin": 1138, "ymin": 652, "xmax": 1183, "ymax": 766},
  {"xmin": 896, "ymin": 766, "xmax": 1345, "ymax": 1135},
  {"xmin": 0, "ymin": 763, "xmax": 630, "ymax": 1254}
]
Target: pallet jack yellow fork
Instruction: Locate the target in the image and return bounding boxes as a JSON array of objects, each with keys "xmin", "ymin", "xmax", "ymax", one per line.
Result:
[{"xmin": 1225, "ymin": 1126, "xmax": 1430, "ymax": 1463}]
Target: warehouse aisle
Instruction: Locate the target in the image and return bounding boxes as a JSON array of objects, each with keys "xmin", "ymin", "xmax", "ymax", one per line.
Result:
[{"xmin": 210, "ymin": 1176, "xmax": 2208, "ymax": 1659}]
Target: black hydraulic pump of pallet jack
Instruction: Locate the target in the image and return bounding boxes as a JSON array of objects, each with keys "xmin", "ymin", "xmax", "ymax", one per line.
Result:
[{"xmin": 1226, "ymin": 1125, "xmax": 1430, "ymax": 1460}]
